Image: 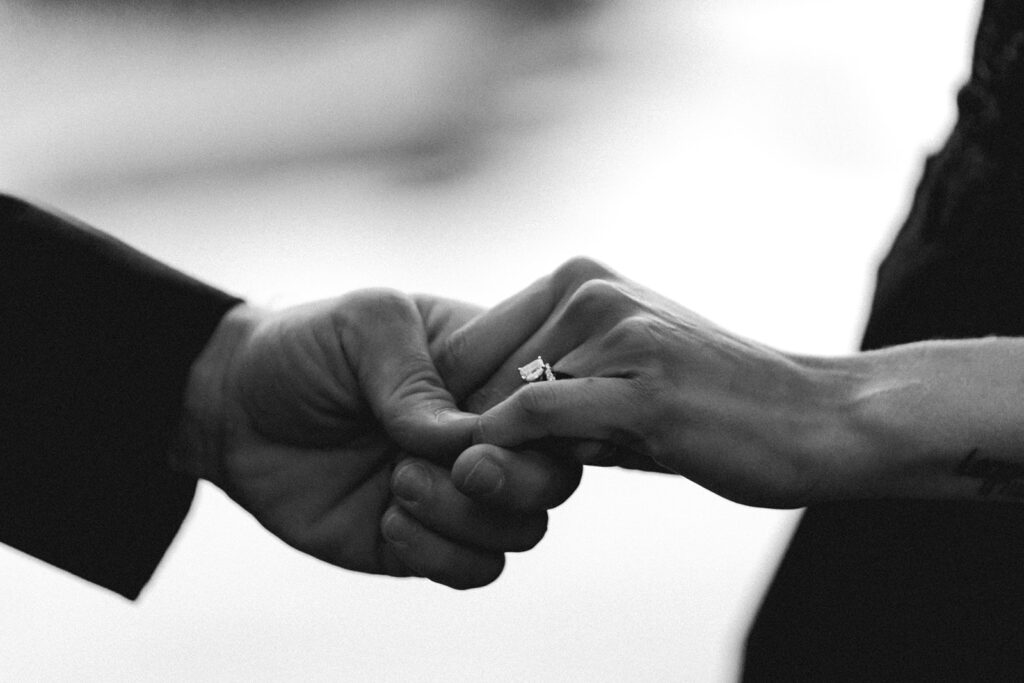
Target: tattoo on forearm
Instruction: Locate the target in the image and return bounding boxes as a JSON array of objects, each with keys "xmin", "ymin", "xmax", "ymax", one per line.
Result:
[{"xmin": 956, "ymin": 448, "xmax": 1024, "ymax": 498}]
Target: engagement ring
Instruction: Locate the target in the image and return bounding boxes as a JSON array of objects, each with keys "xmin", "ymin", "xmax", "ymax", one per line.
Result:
[{"xmin": 518, "ymin": 356, "xmax": 556, "ymax": 383}]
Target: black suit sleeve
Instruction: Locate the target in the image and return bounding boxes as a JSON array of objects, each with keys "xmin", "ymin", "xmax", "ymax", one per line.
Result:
[{"xmin": 0, "ymin": 194, "xmax": 241, "ymax": 599}]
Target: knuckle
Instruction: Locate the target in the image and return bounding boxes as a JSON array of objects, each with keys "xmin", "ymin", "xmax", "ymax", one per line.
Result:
[
  {"xmin": 472, "ymin": 414, "xmax": 491, "ymax": 445},
  {"xmin": 605, "ymin": 315, "xmax": 663, "ymax": 353},
  {"xmin": 553, "ymin": 256, "xmax": 615, "ymax": 293},
  {"xmin": 345, "ymin": 287, "xmax": 414, "ymax": 322},
  {"xmin": 604, "ymin": 318, "xmax": 678, "ymax": 382},
  {"xmin": 564, "ymin": 278, "xmax": 631, "ymax": 320},
  {"xmin": 334, "ymin": 288, "xmax": 416, "ymax": 344},
  {"xmin": 616, "ymin": 314, "xmax": 654, "ymax": 339},
  {"xmin": 514, "ymin": 382, "xmax": 556, "ymax": 419}
]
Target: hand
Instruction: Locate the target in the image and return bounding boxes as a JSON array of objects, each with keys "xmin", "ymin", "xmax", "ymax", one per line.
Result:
[
  {"xmin": 172, "ymin": 290, "xmax": 579, "ymax": 588},
  {"xmin": 437, "ymin": 257, "xmax": 857, "ymax": 509}
]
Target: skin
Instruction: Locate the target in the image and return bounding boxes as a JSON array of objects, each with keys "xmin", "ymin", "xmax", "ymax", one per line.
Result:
[
  {"xmin": 441, "ymin": 257, "xmax": 1024, "ymax": 509},
  {"xmin": 171, "ymin": 289, "xmax": 581, "ymax": 589}
]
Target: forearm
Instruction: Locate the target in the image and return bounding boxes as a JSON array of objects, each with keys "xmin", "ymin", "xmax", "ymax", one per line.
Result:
[{"xmin": 818, "ymin": 337, "xmax": 1024, "ymax": 503}]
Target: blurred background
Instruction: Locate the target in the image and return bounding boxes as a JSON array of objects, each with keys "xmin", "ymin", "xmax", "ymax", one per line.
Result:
[{"xmin": 0, "ymin": 0, "xmax": 979, "ymax": 680}]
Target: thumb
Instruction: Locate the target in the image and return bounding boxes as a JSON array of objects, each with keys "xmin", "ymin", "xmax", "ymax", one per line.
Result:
[{"xmin": 343, "ymin": 289, "xmax": 477, "ymax": 461}]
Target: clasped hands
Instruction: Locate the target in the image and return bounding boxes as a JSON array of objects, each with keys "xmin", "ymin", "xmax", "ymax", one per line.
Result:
[{"xmin": 174, "ymin": 257, "xmax": 853, "ymax": 589}]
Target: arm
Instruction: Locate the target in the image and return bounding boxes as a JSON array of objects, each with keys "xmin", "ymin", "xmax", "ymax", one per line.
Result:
[
  {"xmin": 0, "ymin": 194, "xmax": 238, "ymax": 598},
  {"xmin": 440, "ymin": 257, "xmax": 1024, "ymax": 509},
  {"xmin": 0, "ymin": 195, "xmax": 580, "ymax": 597},
  {"xmin": 807, "ymin": 338, "xmax": 1024, "ymax": 504}
]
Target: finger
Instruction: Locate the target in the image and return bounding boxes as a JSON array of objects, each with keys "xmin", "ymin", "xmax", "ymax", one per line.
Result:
[
  {"xmin": 413, "ymin": 295, "xmax": 485, "ymax": 360},
  {"xmin": 474, "ymin": 377, "xmax": 646, "ymax": 456},
  {"xmin": 434, "ymin": 257, "xmax": 617, "ymax": 403},
  {"xmin": 390, "ymin": 458, "xmax": 548, "ymax": 552},
  {"xmin": 568, "ymin": 440, "xmax": 673, "ymax": 473},
  {"xmin": 436, "ymin": 276, "xmax": 559, "ymax": 404},
  {"xmin": 380, "ymin": 505, "xmax": 505, "ymax": 590},
  {"xmin": 452, "ymin": 444, "xmax": 582, "ymax": 512},
  {"xmin": 342, "ymin": 289, "xmax": 476, "ymax": 460},
  {"xmin": 461, "ymin": 279, "xmax": 637, "ymax": 415}
]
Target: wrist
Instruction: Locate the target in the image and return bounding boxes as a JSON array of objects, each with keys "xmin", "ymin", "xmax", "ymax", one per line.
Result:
[
  {"xmin": 814, "ymin": 339, "xmax": 1024, "ymax": 502},
  {"xmin": 168, "ymin": 302, "xmax": 261, "ymax": 486},
  {"xmin": 783, "ymin": 353, "xmax": 884, "ymax": 503}
]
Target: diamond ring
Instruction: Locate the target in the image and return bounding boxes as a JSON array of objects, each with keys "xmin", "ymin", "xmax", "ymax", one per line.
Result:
[{"xmin": 518, "ymin": 356, "xmax": 556, "ymax": 383}]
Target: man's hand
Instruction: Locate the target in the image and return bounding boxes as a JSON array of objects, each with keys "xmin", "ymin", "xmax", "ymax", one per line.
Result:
[{"xmin": 171, "ymin": 289, "xmax": 580, "ymax": 589}]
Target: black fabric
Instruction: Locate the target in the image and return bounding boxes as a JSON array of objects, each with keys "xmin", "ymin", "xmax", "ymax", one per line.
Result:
[
  {"xmin": 743, "ymin": 1, "xmax": 1024, "ymax": 679},
  {"xmin": 0, "ymin": 194, "xmax": 240, "ymax": 599}
]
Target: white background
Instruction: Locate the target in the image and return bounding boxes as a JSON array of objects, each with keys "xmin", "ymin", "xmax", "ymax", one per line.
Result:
[{"xmin": 0, "ymin": 0, "xmax": 978, "ymax": 680}]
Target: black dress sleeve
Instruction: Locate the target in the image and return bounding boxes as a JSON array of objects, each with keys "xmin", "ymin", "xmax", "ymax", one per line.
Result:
[{"xmin": 0, "ymin": 194, "xmax": 241, "ymax": 599}]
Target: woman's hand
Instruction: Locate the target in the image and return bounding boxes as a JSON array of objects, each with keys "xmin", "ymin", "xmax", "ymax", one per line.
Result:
[{"xmin": 437, "ymin": 257, "xmax": 864, "ymax": 509}]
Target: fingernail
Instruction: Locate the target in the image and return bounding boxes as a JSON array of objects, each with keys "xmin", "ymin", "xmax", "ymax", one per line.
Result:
[
  {"xmin": 392, "ymin": 462, "xmax": 430, "ymax": 504},
  {"xmin": 459, "ymin": 457, "xmax": 504, "ymax": 496},
  {"xmin": 381, "ymin": 508, "xmax": 409, "ymax": 547}
]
